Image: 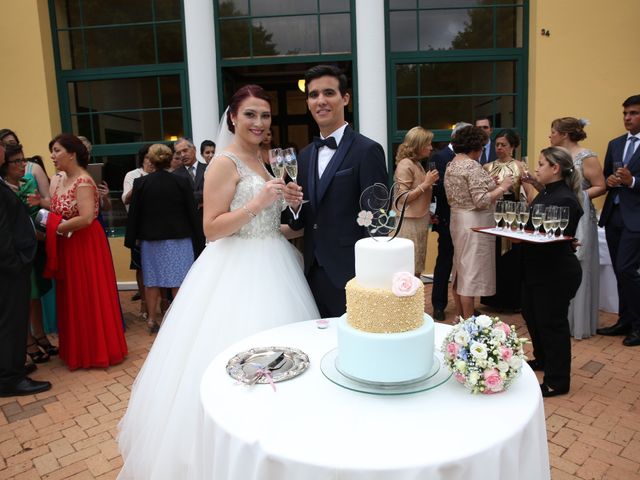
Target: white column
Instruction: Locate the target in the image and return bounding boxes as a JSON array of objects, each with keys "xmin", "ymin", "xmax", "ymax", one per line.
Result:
[
  {"xmin": 354, "ymin": 0, "xmax": 388, "ymax": 163},
  {"xmin": 183, "ymin": 0, "xmax": 220, "ymax": 153}
]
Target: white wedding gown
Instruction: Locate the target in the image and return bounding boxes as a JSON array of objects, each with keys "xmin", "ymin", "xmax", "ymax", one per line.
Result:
[{"xmin": 117, "ymin": 152, "xmax": 320, "ymax": 479}]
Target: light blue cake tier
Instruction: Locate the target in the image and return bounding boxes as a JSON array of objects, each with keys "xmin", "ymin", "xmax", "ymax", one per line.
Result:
[{"xmin": 336, "ymin": 313, "xmax": 434, "ymax": 384}]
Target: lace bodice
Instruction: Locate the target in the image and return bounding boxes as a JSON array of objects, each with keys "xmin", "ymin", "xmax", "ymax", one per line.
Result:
[
  {"xmin": 51, "ymin": 175, "xmax": 98, "ymax": 220},
  {"xmin": 445, "ymin": 157, "xmax": 496, "ymax": 211},
  {"xmin": 219, "ymin": 151, "xmax": 284, "ymax": 239}
]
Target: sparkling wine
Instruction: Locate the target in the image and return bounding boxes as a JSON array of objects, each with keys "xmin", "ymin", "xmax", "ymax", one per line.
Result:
[
  {"xmin": 543, "ymin": 219, "xmax": 554, "ymax": 232},
  {"xmin": 493, "ymin": 212, "xmax": 503, "ymax": 224},
  {"xmin": 531, "ymin": 216, "xmax": 543, "ymax": 229},
  {"xmin": 504, "ymin": 212, "xmax": 516, "ymax": 224},
  {"xmin": 559, "ymin": 218, "xmax": 569, "ymax": 230},
  {"xmin": 285, "ymin": 163, "xmax": 298, "ymax": 179},
  {"xmin": 519, "ymin": 212, "xmax": 529, "ymax": 225},
  {"xmin": 271, "ymin": 163, "xmax": 285, "ymax": 179},
  {"xmin": 551, "ymin": 220, "xmax": 560, "ymax": 230}
]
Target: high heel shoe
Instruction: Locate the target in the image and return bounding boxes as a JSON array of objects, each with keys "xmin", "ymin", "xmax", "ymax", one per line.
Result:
[
  {"xmin": 26, "ymin": 343, "xmax": 50, "ymax": 364},
  {"xmin": 35, "ymin": 336, "xmax": 59, "ymax": 356},
  {"xmin": 146, "ymin": 319, "xmax": 160, "ymax": 335}
]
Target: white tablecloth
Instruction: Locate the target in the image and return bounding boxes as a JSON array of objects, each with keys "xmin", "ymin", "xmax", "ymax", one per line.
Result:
[
  {"xmin": 598, "ymin": 227, "xmax": 619, "ymax": 313},
  {"xmin": 199, "ymin": 321, "xmax": 550, "ymax": 480}
]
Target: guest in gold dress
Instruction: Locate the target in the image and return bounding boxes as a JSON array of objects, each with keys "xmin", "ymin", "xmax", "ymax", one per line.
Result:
[
  {"xmin": 445, "ymin": 126, "xmax": 513, "ymax": 318},
  {"xmin": 481, "ymin": 129, "xmax": 535, "ymax": 311},
  {"xmin": 393, "ymin": 127, "xmax": 439, "ymax": 276}
]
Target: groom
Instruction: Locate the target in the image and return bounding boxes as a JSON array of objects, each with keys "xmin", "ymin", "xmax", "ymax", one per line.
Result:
[{"xmin": 284, "ymin": 65, "xmax": 388, "ymax": 318}]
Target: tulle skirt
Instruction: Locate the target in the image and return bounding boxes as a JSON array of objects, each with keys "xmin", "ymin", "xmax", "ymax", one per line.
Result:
[{"xmin": 117, "ymin": 234, "xmax": 320, "ymax": 479}]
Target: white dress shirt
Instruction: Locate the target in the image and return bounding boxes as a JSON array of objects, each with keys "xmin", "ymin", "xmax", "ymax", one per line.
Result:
[{"xmin": 317, "ymin": 122, "xmax": 348, "ymax": 178}]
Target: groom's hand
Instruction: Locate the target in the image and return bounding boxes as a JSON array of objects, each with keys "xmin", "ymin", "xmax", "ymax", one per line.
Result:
[{"xmin": 284, "ymin": 181, "xmax": 303, "ymax": 210}]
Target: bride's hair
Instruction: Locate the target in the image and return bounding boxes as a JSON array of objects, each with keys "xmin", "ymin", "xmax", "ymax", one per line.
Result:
[{"xmin": 227, "ymin": 85, "xmax": 271, "ymax": 133}]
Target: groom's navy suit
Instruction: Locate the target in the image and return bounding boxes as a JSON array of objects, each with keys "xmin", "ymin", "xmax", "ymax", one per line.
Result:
[
  {"xmin": 289, "ymin": 125, "xmax": 387, "ymax": 317},
  {"xmin": 599, "ymin": 133, "xmax": 640, "ymax": 334}
]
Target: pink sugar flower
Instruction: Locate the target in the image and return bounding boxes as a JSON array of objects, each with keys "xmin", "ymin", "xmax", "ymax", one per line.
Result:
[
  {"xmin": 391, "ymin": 272, "xmax": 421, "ymax": 297},
  {"xmin": 483, "ymin": 368, "xmax": 504, "ymax": 392}
]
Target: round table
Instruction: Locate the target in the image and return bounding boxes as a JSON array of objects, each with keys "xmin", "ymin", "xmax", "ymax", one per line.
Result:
[{"xmin": 199, "ymin": 320, "xmax": 550, "ymax": 480}]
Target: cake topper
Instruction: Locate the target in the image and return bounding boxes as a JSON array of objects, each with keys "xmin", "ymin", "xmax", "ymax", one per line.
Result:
[{"xmin": 357, "ymin": 183, "xmax": 409, "ymax": 240}]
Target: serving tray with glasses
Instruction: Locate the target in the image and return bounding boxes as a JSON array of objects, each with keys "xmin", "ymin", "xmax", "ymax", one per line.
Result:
[{"xmin": 472, "ymin": 227, "xmax": 573, "ymax": 244}]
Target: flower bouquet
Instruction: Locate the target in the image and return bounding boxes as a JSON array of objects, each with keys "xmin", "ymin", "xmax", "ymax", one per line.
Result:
[{"xmin": 442, "ymin": 315, "xmax": 528, "ymax": 394}]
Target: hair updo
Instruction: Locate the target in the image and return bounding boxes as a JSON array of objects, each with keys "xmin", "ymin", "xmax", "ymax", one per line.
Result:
[
  {"xmin": 451, "ymin": 125, "xmax": 488, "ymax": 154},
  {"xmin": 226, "ymin": 85, "xmax": 271, "ymax": 134},
  {"xmin": 551, "ymin": 117, "xmax": 587, "ymax": 142},
  {"xmin": 49, "ymin": 134, "xmax": 90, "ymax": 168},
  {"xmin": 147, "ymin": 143, "xmax": 173, "ymax": 169}
]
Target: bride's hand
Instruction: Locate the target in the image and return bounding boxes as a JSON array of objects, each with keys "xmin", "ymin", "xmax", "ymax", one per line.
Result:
[{"xmin": 253, "ymin": 178, "xmax": 286, "ymax": 210}]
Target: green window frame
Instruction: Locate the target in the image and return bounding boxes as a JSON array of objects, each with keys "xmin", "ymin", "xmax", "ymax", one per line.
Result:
[
  {"xmin": 48, "ymin": 0, "xmax": 192, "ymax": 236},
  {"xmin": 385, "ymin": 1, "xmax": 529, "ymax": 154}
]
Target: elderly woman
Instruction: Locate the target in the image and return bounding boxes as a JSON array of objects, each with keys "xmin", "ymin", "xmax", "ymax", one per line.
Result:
[
  {"xmin": 393, "ymin": 126, "xmax": 439, "ymax": 276},
  {"xmin": 444, "ymin": 125, "xmax": 513, "ymax": 318},
  {"xmin": 125, "ymin": 143, "xmax": 204, "ymax": 333},
  {"xmin": 549, "ymin": 117, "xmax": 606, "ymax": 339},
  {"xmin": 48, "ymin": 133, "xmax": 127, "ymax": 370}
]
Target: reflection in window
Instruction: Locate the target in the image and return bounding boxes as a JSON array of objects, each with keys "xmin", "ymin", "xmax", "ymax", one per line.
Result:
[
  {"xmin": 389, "ymin": 2, "xmax": 524, "ymax": 52},
  {"xmin": 67, "ymin": 76, "xmax": 184, "ymax": 145},
  {"xmin": 217, "ymin": 0, "xmax": 351, "ymax": 59},
  {"xmin": 54, "ymin": 0, "xmax": 184, "ymax": 69}
]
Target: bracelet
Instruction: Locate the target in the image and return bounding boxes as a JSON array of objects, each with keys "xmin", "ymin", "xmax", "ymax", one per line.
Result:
[{"xmin": 242, "ymin": 205, "xmax": 257, "ymax": 218}]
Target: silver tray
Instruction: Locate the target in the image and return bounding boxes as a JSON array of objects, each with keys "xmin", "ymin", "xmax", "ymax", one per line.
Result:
[
  {"xmin": 226, "ymin": 346, "xmax": 309, "ymax": 385},
  {"xmin": 320, "ymin": 349, "xmax": 451, "ymax": 395}
]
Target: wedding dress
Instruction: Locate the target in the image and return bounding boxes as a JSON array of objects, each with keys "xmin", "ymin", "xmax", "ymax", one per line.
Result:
[{"xmin": 117, "ymin": 151, "xmax": 320, "ymax": 479}]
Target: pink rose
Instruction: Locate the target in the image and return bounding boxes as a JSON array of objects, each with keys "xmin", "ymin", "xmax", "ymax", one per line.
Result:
[
  {"xmin": 499, "ymin": 346, "xmax": 513, "ymax": 361},
  {"xmin": 496, "ymin": 322, "xmax": 511, "ymax": 336},
  {"xmin": 391, "ymin": 272, "xmax": 421, "ymax": 297},
  {"xmin": 446, "ymin": 342, "xmax": 460, "ymax": 359},
  {"xmin": 454, "ymin": 373, "xmax": 466, "ymax": 384},
  {"xmin": 483, "ymin": 368, "xmax": 503, "ymax": 392}
]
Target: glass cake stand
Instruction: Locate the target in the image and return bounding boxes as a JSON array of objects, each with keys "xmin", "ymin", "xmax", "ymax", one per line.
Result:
[{"xmin": 320, "ymin": 349, "xmax": 452, "ymax": 395}]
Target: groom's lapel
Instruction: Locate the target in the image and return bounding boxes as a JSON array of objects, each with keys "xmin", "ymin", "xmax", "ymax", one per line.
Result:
[
  {"xmin": 316, "ymin": 126, "xmax": 355, "ymax": 205},
  {"xmin": 307, "ymin": 144, "xmax": 319, "ymax": 210}
]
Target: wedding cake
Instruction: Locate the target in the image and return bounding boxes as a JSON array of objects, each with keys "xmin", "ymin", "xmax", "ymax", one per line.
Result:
[{"xmin": 337, "ymin": 237, "xmax": 434, "ymax": 384}]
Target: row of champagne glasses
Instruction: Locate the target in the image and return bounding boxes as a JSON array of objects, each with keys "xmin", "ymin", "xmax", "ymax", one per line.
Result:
[
  {"xmin": 494, "ymin": 201, "xmax": 529, "ymax": 232},
  {"xmin": 494, "ymin": 201, "xmax": 570, "ymax": 237}
]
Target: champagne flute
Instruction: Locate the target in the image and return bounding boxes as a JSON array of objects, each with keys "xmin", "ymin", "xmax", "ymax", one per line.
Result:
[
  {"xmin": 559, "ymin": 206, "xmax": 570, "ymax": 237},
  {"xmin": 613, "ymin": 161, "xmax": 623, "ymax": 185},
  {"xmin": 531, "ymin": 204, "xmax": 545, "ymax": 236},
  {"xmin": 503, "ymin": 201, "xmax": 516, "ymax": 231},
  {"xmin": 543, "ymin": 206, "xmax": 557, "ymax": 237},
  {"xmin": 516, "ymin": 201, "xmax": 528, "ymax": 233},
  {"xmin": 493, "ymin": 201, "xmax": 504, "ymax": 230},
  {"xmin": 551, "ymin": 207, "xmax": 561, "ymax": 236},
  {"xmin": 283, "ymin": 147, "xmax": 309, "ymax": 205},
  {"xmin": 268, "ymin": 148, "xmax": 285, "ymax": 179}
]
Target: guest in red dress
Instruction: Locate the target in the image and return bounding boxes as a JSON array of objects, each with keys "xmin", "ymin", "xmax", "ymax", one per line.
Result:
[{"xmin": 47, "ymin": 134, "xmax": 127, "ymax": 370}]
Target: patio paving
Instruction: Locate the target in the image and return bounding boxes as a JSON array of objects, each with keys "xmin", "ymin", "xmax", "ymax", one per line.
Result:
[{"xmin": 0, "ymin": 287, "xmax": 639, "ymax": 479}]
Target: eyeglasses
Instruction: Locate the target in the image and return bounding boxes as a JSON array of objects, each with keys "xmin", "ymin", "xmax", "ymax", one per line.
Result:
[{"xmin": 7, "ymin": 159, "xmax": 27, "ymax": 164}]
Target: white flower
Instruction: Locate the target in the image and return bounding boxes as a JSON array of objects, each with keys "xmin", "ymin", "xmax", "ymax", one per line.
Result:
[
  {"xmin": 454, "ymin": 329, "xmax": 470, "ymax": 346},
  {"xmin": 469, "ymin": 341, "xmax": 488, "ymax": 359},
  {"xmin": 356, "ymin": 210, "xmax": 373, "ymax": 227},
  {"xmin": 455, "ymin": 360, "xmax": 467, "ymax": 373},
  {"xmin": 497, "ymin": 361, "xmax": 510, "ymax": 373},
  {"xmin": 508, "ymin": 356, "xmax": 522, "ymax": 370},
  {"xmin": 491, "ymin": 328, "xmax": 507, "ymax": 342},
  {"xmin": 475, "ymin": 315, "xmax": 493, "ymax": 328},
  {"xmin": 468, "ymin": 371, "xmax": 480, "ymax": 385}
]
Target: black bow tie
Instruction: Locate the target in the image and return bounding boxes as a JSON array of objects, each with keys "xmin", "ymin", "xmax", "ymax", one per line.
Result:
[{"xmin": 313, "ymin": 136, "xmax": 338, "ymax": 150}]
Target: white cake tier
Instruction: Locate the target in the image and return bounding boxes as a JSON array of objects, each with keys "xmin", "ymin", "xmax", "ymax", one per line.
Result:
[
  {"xmin": 354, "ymin": 237, "xmax": 414, "ymax": 289},
  {"xmin": 336, "ymin": 313, "xmax": 434, "ymax": 384}
]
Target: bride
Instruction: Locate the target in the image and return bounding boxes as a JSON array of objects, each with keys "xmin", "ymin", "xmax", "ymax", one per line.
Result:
[{"xmin": 117, "ymin": 85, "xmax": 320, "ymax": 479}]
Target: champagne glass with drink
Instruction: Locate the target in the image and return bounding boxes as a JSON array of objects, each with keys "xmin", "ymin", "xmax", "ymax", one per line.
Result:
[
  {"xmin": 503, "ymin": 201, "xmax": 516, "ymax": 231},
  {"xmin": 268, "ymin": 148, "xmax": 285, "ymax": 179},
  {"xmin": 559, "ymin": 206, "xmax": 570, "ymax": 237},
  {"xmin": 516, "ymin": 201, "xmax": 528, "ymax": 233},
  {"xmin": 543, "ymin": 206, "xmax": 558, "ymax": 238},
  {"xmin": 494, "ymin": 201, "xmax": 504, "ymax": 230},
  {"xmin": 531, "ymin": 204, "xmax": 545, "ymax": 236}
]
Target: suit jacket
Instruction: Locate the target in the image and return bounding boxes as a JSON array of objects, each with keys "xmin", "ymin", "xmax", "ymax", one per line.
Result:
[
  {"xmin": 599, "ymin": 134, "xmax": 640, "ymax": 232},
  {"xmin": 288, "ymin": 125, "xmax": 388, "ymax": 289},
  {"xmin": 0, "ymin": 180, "xmax": 37, "ymax": 275},
  {"xmin": 431, "ymin": 145, "xmax": 455, "ymax": 232},
  {"xmin": 393, "ymin": 158, "xmax": 432, "ymax": 218},
  {"xmin": 173, "ymin": 161, "xmax": 206, "ymax": 209},
  {"xmin": 479, "ymin": 139, "xmax": 497, "ymax": 166},
  {"xmin": 125, "ymin": 170, "xmax": 204, "ymax": 257}
]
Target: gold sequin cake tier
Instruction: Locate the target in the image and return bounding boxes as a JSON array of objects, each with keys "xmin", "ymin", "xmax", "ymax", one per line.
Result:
[{"xmin": 345, "ymin": 279, "xmax": 424, "ymax": 333}]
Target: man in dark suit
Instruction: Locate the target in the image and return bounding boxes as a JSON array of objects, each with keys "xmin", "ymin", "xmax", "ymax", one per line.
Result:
[
  {"xmin": 173, "ymin": 138, "xmax": 206, "ymax": 211},
  {"xmin": 284, "ymin": 65, "xmax": 388, "ymax": 318},
  {"xmin": 475, "ymin": 116, "xmax": 497, "ymax": 166},
  {"xmin": 430, "ymin": 122, "xmax": 470, "ymax": 321},
  {"xmin": 596, "ymin": 94, "xmax": 640, "ymax": 346},
  {"xmin": 0, "ymin": 144, "xmax": 51, "ymax": 397}
]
